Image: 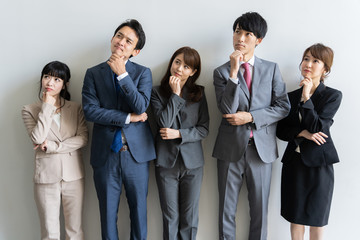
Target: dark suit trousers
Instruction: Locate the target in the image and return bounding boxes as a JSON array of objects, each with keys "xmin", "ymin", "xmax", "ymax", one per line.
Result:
[
  {"xmin": 93, "ymin": 150, "xmax": 149, "ymax": 240},
  {"xmin": 156, "ymin": 155, "xmax": 203, "ymax": 240},
  {"xmin": 217, "ymin": 142, "xmax": 272, "ymax": 240}
]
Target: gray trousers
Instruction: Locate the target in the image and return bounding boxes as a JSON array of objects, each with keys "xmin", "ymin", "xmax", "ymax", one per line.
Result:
[
  {"xmin": 156, "ymin": 156, "xmax": 203, "ymax": 240},
  {"xmin": 217, "ymin": 142, "xmax": 272, "ymax": 240}
]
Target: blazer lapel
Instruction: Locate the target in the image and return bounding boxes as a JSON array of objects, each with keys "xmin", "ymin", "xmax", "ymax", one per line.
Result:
[
  {"xmin": 100, "ymin": 62, "xmax": 117, "ymax": 100},
  {"xmin": 251, "ymin": 57, "xmax": 262, "ymax": 102},
  {"xmin": 50, "ymin": 114, "xmax": 62, "ymax": 142},
  {"xmin": 237, "ymin": 65, "xmax": 250, "ymax": 100}
]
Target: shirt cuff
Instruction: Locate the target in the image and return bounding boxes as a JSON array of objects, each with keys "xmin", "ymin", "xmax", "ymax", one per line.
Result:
[
  {"xmin": 229, "ymin": 77, "xmax": 239, "ymax": 84},
  {"xmin": 125, "ymin": 113, "xmax": 131, "ymax": 124},
  {"xmin": 117, "ymin": 72, "xmax": 129, "ymax": 81}
]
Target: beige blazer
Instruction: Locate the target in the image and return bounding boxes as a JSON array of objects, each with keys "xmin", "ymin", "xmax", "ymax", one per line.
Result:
[{"xmin": 22, "ymin": 100, "xmax": 88, "ymax": 184}]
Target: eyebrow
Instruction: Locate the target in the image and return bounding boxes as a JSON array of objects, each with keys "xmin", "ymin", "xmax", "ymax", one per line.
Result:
[{"xmin": 117, "ymin": 32, "xmax": 134, "ymax": 43}]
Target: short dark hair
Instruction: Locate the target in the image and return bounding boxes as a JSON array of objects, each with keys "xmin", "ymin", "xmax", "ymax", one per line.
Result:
[
  {"xmin": 301, "ymin": 43, "xmax": 334, "ymax": 81},
  {"xmin": 160, "ymin": 47, "xmax": 203, "ymax": 102},
  {"xmin": 233, "ymin": 12, "xmax": 267, "ymax": 39},
  {"xmin": 113, "ymin": 19, "xmax": 146, "ymax": 50},
  {"xmin": 38, "ymin": 61, "xmax": 71, "ymax": 102}
]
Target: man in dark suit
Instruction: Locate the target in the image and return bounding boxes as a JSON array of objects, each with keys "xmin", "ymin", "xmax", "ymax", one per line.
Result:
[
  {"xmin": 212, "ymin": 12, "xmax": 290, "ymax": 240},
  {"xmin": 82, "ymin": 19, "xmax": 156, "ymax": 240}
]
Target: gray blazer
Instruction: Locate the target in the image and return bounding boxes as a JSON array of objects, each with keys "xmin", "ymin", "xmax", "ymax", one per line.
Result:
[
  {"xmin": 212, "ymin": 56, "xmax": 290, "ymax": 163},
  {"xmin": 151, "ymin": 86, "xmax": 209, "ymax": 169}
]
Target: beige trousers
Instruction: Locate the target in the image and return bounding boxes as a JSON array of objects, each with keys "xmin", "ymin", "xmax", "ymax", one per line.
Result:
[{"xmin": 34, "ymin": 179, "xmax": 84, "ymax": 240}]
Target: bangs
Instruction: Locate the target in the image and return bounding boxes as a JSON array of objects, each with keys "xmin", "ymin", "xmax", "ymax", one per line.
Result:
[
  {"xmin": 182, "ymin": 49, "xmax": 199, "ymax": 70},
  {"xmin": 41, "ymin": 61, "xmax": 70, "ymax": 82}
]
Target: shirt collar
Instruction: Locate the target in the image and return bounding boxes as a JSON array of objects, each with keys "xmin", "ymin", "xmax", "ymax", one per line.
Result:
[{"xmin": 240, "ymin": 55, "xmax": 255, "ymax": 67}]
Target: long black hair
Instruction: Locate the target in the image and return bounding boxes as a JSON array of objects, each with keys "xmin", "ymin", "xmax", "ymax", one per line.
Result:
[{"xmin": 38, "ymin": 61, "xmax": 71, "ymax": 107}]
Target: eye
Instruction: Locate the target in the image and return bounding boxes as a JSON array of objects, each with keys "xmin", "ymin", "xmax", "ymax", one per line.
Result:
[
  {"xmin": 127, "ymin": 40, "xmax": 132, "ymax": 45},
  {"xmin": 55, "ymin": 78, "xmax": 63, "ymax": 82},
  {"xmin": 314, "ymin": 59, "xmax": 320, "ymax": 63},
  {"xmin": 184, "ymin": 65, "xmax": 190, "ymax": 69}
]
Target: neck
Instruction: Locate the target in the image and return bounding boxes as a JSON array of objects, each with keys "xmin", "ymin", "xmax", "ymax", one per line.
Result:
[
  {"xmin": 311, "ymin": 79, "xmax": 321, "ymax": 94},
  {"xmin": 55, "ymin": 96, "xmax": 62, "ymax": 108},
  {"xmin": 243, "ymin": 53, "xmax": 254, "ymax": 63}
]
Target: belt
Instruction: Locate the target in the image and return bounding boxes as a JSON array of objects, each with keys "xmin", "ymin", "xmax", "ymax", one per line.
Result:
[{"xmin": 119, "ymin": 143, "xmax": 128, "ymax": 152}]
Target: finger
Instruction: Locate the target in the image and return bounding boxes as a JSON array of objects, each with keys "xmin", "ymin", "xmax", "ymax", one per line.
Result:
[{"xmin": 319, "ymin": 132, "xmax": 328, "ymax": 138}]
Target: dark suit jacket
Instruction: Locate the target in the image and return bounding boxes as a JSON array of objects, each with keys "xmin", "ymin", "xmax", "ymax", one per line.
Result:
[
  {"xmin": 276, "ymin": 82, "xmax": 342, "ymax": 167},
  {"xmin": 213, "ymin": 57, "xmax": 290, "ymax": 163},
  {"xmin": 151, "ymin": 86, "xmax": 209, "ymax": 169},
  {"xmin": 82, "ymin": 61, "xmax": 156, "ymax": 167}
]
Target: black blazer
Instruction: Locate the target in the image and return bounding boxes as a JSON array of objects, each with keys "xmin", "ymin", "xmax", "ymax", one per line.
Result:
[{"xmin": 276, "ymin": 82, "xmax": 342, "ymax": 167}]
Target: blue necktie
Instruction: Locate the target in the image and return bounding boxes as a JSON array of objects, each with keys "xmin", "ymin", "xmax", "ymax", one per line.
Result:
[{"xmin": 110, "ymin": 74, "xmax": 123, "ymax": 152}]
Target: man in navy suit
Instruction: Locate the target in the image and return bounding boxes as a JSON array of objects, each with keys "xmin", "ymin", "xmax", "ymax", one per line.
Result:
[{"xmin": 82, "ymin": 19, "xmax": 156, "ymax": 240}]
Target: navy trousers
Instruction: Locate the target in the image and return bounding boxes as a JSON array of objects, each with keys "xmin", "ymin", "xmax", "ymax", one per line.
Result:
[{"xmin": 93, "ymin": 150, "xmax": 149, "ymax": 240}]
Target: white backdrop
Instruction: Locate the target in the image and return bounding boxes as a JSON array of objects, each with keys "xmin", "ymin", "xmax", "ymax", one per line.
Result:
[{"xmin": 1, "ymin": 0, "xmax": 359, "ymax": 239}]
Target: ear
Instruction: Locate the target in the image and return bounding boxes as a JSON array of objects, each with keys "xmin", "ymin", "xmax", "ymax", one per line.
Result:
[
  {"xmin": 131, "ymin": 49, "xmax": 141, "ymax": 57},
  {"xmin": 190, "ymin": 69, "xmax": 197, "ymax": 77},
  {"xmin": 255, "ymin": 38, "xmax": 263, "ymax": 46}
]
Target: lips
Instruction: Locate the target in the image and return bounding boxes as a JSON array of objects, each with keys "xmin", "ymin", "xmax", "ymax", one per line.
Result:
[{"xmin": 45, "ymin": 88, "xmax": 53, "ymax": 92}]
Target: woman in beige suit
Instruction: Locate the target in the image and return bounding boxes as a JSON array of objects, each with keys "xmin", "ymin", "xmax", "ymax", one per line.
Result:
[{"xmin": 22, "ymin": 61, "xmax": 88, "ymax": 240}]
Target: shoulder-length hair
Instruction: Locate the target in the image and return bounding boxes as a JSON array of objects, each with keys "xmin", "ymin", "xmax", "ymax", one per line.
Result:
[{"xmin": 159, "ymin": 46, "xmax": 202, "ymax": 102}]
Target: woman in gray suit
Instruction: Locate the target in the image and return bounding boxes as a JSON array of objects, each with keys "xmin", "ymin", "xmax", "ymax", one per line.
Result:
[
  {"xmin": 22, "ymin": 61, "xmax": 88, "ymax": 240},
  {"xmin": 151, "ymin": 47, "xmax": 209, "ymax": 240}
]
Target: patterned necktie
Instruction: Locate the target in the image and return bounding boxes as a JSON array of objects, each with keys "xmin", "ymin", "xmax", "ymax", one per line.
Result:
[
  {"xmin": 110, "ymin": 74, "xmax": 123, "ymax": 152},
  {"xmin": 242, "ymin": 62, "xmax": 253, "ymax": 138}
]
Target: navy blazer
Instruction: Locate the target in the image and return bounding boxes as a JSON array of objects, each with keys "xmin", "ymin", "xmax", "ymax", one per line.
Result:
[
  {"xmin": 82, "ymin": 61, "xmax": 156, "ymax": 167},
  {"xmin": 151, "ymin": 86, "xmax": 209, "ymax": 169},
  {"xmin": 276, "ymin": 82, "xmax": 342, "ymax": 167}
]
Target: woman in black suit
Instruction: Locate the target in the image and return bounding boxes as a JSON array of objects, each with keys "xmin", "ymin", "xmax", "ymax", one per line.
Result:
[
  {"xmin": 151, "ymin": 46, "xmax": 209, "ymax": 240},
  {"xmin": 277, "ymin": 43, "xmax": 342, "ymax": 240}
]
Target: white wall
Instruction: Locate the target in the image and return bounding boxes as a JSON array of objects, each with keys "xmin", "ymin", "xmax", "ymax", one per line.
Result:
[{"xmin": 1, "ymin": 0, "xmax": 359, "ymax": 239}]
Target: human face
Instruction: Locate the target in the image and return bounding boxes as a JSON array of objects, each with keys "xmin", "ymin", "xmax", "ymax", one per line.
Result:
[
  {"xmin": 42, "ymin": 74, "xmax": 64, "ymax": 98},
  {"xmin": 233, "ymin": 25, "xmax": 262, "ymax": 59},
  {"xmin": 301, "ymin": 52, "xmax": 326, "ymax": 82},
  {"xmin": 170, "ymin": 53, "xmax": 197, "ymax": 84},
  {"xmin": 111, "ymin": 26, "xmax": 140, "ymax": 60}
]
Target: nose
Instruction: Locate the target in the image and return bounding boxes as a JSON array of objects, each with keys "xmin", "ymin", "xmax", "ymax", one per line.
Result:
[
  {"xmin": 119, "ymin": 38, "xmax": 126, "ymax": 46},
  {"xmin": 239, "ymin": 33, "xmax": 245, "ymax": 42},
  {"xmin": 46, "ymin": 77, "xmax": 55, "ymax": 86}
]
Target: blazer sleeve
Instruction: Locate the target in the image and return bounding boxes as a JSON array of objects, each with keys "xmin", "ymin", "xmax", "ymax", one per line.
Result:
[
  {"xmin": 250, "ymin": 63, "xmax": 290, "ymax": 130},
  {"xmin": 118, "ymin": 68, "xmax": 153, "ymax": 114},
  {"xmin": 179, "ymin": 92, "xmax": 210, "ymax": 144},
  {"xmin": 22, "ymin": 102, "xmax": 56, "ymax": 145},
  {"xmin": 276, "ymin": 92, "xmax": 303, "ymax": 142},
  {"xmin": 300, "ymin": 89, "xmax": 342, "ymax": 133},
  {"xmin": 46, "ymin": 104, "xmax": 88, "ymax": 154},
  {"xmin": 213, "ymin": 67, "xmax": 241, "ymax": 114},
  {"xmin": 82, "ymin": 68, "xmax": 129, "ymax": 127},
  {"xmin": 151, "ymin": 88, "xmax": 186, "ymax": 128}
]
